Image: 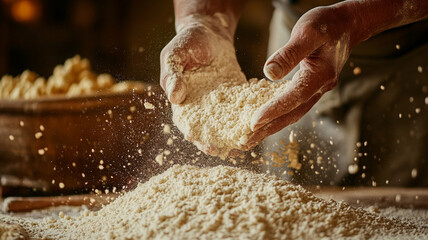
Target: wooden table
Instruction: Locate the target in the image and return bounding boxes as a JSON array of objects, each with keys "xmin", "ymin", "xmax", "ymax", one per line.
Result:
[
  {"xmin": 1, "ymin": 187, "xmax": 427, "ymax": 213},
  {"xmin": 312, "ymin": 187, "xmax": 428, "ymax": 209}
]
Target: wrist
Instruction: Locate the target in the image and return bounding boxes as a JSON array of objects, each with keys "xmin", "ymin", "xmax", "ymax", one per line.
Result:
[
  {"xmin": 333, "ymin": 2, "xmax": 372, "ymax": 48},
  {"xmin": 338, "ymin": 0, "xmax": 428, "ymax": 48},
  {"xmin": 175, "ymin": 13, "xmax": 236, "ymax": 41}
]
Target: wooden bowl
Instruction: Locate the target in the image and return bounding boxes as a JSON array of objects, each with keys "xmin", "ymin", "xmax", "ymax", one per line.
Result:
[{"xmin": 0, "ymin": 83, "xmax": 172, "ymax": 195}]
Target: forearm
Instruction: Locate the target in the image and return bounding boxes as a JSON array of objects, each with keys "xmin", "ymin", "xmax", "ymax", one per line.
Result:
[
  {"xmin": 173, "ymin": 0, "xmax": 247, "ymax": 38},
  {"xmin": 339, "ymin": 0, "xmax": 428, "ymax": 46}
]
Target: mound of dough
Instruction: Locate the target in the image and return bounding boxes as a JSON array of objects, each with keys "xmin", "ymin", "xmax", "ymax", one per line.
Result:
[
  {"xmin": 171, "ymin": 38, "xmax": 288, "ymax": 158},
  {"xmin": 172, "ymin": 77, "xmax": 288, "ymax": 159},
  {"xmin": 0, "ymin": 165, "xmax": 421, "ymax": 239},
  {"xmin": 0, "ymin": 55, "xmax": 143, "ymax": 99},
  {"xmin": 0, "ymin": 221, "xmax": 29, "ymax": 240}
]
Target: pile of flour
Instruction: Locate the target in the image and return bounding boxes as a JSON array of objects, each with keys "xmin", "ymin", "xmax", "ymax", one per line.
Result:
[
  {"xmin": 0, "ymin": 221, "xmax": 28, "ymax": 240},
  {"xmin": 1, "ymin": 165, "xmax": 424, "ymax": 239},
  {"xmin": 171, "ymin": 38, "xmax": 288, "ymax": 158}
]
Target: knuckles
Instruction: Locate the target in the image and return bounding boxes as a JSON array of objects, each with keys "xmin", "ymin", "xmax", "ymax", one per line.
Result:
[
  {"xmin": 161, "ymin": 26, "xmax": 216, "ymax": 73},
  {"xmin": 322, "ymin": 69, "xmax": 338, "ymax": 92},
  {"xmin": 324, "ymin": 78, "xmax": 338, "ymax": 92},
  {"xmin": 297, "ymin": 6, "xmax": 347, "ymax": 42},
  {"xmin": 276, "ymin": 47, "xmax": 299, "ymax": 72}
]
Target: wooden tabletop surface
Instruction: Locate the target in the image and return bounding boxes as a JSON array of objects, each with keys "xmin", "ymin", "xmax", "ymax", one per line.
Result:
[
  {"xmin": 311, "ymin": 187, "xmax": 428, "ymax": 209},
  {"xmin": 1, "ymin": 187, "xmax": 427, "ymax": 213}
]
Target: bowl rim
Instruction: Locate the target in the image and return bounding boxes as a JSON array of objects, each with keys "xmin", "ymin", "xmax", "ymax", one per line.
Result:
[{"xmin": 0, "ymin": 84, "xmax": 160, "ymax": 114}]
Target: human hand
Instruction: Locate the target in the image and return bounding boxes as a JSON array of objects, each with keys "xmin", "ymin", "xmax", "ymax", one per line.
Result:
[
  {"xmin": 246, "ymin": 5, "xmax": 358, "ymax": 147},
  {"xmin": 160, "ymin": 14, "xmax": 235, "ymax": 104}
]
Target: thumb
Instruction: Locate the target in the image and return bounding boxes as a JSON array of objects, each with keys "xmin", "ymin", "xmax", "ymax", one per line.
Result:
[{"xmin": 264, "ymin": 38, "xmax": 320, "ymax": 81}]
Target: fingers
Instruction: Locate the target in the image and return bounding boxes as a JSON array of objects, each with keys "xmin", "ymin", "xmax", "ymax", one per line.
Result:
[
  {"xmin": 160, "ymin": 44, "xmax": 188, "ymax": 104},
  {"xmin": 251, "ymin": 66, "xmax": 328, "ymax": 132},
  {"xmin": 160, "ymin": 27, "xmax": 215, "ymax": 104},
  {"xmin": 264, "ymin": 34, "xmax": 321, "ymax": 81},
  {"xmin": 246, "ymin": 93, "xmax": 322, "ymax": 148},
  {"xmin": 193, "ymin": 141, "xmax": 220, "ymax": 156},
  {"xmin": 161, "ymin": 72, "xmax": 187, "ymax": 104}
]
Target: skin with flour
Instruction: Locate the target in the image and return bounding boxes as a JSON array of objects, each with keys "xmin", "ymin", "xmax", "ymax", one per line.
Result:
[{"xmin": 161, "ymin": 0, "xmax": 428, "ymax": 153}]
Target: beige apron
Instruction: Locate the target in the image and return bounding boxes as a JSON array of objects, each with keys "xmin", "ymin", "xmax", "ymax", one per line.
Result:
[{"xmin": 263, "ymin": 3, "xmax": 428, "ymax": 186}]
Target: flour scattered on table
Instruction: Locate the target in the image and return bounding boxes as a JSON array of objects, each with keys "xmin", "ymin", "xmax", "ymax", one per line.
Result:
[
  {"xmin": 0, "ymin": 221, "xmax": 29, "ymax": 240},
  {"xmin": 1, "ymin": 165, "xmax": 425, "ymax": 240},
  {"xmin": 171, "ymin": 36, "xmax": 288, "ymax": 159}
]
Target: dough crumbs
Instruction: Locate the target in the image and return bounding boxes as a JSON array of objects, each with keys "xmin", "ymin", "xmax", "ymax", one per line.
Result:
[
  {"xmin": 0, "ymin": 55, "xmax": 145, "ymax": 99},
  {"xmin": 172, "ymin": 37, "xmax": 288, "ymax": 158},
  {"xmin": 163, "ymin": 124, "xmax": 171, "ymax": 134},
  {"xmin": 144, "ymin": 102, "xmax": 155, "ymax": 110},
  {"xmin": 0, "ymin": 165, "xmax": 424, "ymax": 239},
  {"xmin": 155, "ymin": 153, "xmax": 163, "ymax": 166},
  {"xmin": 34, "ymin": 132, "xmax": 43, "ymax": 139},
  {"xmin": 0, "ymin": 221, "xmax": 29, "ymax": 240},
  {"xmin": 37, "ymin": 149, "xmax": 45, "ymax": 156}
]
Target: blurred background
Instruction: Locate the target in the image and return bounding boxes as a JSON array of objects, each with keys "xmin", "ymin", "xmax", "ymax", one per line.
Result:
[
  {"xmin": 0, "ymin": 0, "xmax": 273, "ymax": 197},
  {"xmin": 0, "ymin": 0, "xmax": 273, "ymax": 82}
]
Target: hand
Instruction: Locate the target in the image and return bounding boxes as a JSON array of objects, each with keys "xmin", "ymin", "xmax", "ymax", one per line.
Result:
[
  {"xmin": 161, "ymin": 14, "xmax": 245, "ymax": 156},
  {"xmin": 246, "ymin": 5, "xmax": 357, "ymax": 147},
  {"xmin": 160, "ymin": 14, "xmax": 235, "ymax": 104}
]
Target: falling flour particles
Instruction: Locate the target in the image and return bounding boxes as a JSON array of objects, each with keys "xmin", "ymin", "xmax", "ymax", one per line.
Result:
[
  {"xmin": 171, "ymin": 36, "xmax": 288, "ymax": 159},
  {"xmin": 1, "ymin": 165, "xmax": 426, "ymax": 240}
]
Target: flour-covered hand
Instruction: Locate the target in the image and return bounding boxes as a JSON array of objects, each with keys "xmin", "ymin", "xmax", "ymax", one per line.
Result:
[
  {"xmin": 160, "ymin": 14, "xmax": 235, "ymax": 104},
  {"xmin": 248, "ymin": 0, "xmax": 428, "ymax": 148},
  {"xmin": 247, "ymin": 5, "xmax": 357, "ymax": 146}
]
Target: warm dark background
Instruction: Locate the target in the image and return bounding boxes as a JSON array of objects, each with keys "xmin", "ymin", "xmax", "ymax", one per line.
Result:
[{"xmin": 0, "ymin": 0, "xmax": 273, "ymax": 83}]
